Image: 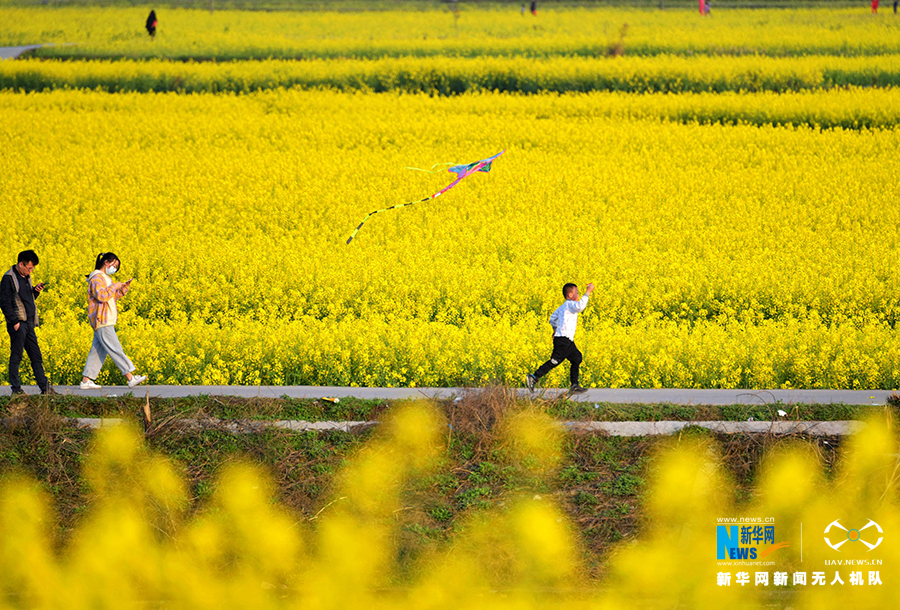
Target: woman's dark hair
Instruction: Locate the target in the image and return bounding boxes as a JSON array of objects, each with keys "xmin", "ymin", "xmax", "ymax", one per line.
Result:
[
  {"xmin": 95, "ymin": 252, "xmax": 120, "ymax": 270},
  {"xmin": 87, "ymin": 252, "xmax": 120, "ymax": 278}
]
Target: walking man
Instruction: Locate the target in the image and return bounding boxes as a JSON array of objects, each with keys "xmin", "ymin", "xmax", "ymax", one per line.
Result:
[
  {"xmin": 526, "ymin": 282, "xmax": 594, "ymax": 394},
  {"xmin": 0, "ymin": 250, "xmax": 54, "ymax": 395},
  {"xmin": 146, "ymin": 10, "xmax": 157, "ymax": 38}
]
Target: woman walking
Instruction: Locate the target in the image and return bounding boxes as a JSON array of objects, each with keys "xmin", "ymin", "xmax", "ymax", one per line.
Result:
[{"xmin": 80, "ymin": 252, "xmax": 147, "ymax": 390}]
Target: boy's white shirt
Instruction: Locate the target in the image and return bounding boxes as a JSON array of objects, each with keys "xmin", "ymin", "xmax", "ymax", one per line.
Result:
[{"xmin": 549, "ymin": 295, "xmax": 589, "ymax": 340}]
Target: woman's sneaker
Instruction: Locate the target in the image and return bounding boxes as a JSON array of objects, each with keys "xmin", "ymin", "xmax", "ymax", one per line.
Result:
[
  {"xmin": 569, "ymin": 383, "xmax": 588, "ymax": 394},
  {"xmin": 128, "ymin": 374, "xmax": 148, "ymax": 388},
  {"xmin": 80, "ymin": 380, "xmax": 101, "ymax": 390},
  {"xmin": 526, "ymin": 374, "xmax": 537, "ymax": 393}
]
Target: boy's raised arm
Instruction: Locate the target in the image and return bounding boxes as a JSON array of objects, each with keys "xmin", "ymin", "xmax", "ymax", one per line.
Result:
[{"xmin": 570, "ymin": 283, "xmax": 595, "ymax": 313}]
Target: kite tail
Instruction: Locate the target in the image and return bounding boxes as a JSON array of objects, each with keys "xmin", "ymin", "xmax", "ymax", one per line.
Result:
[
  {"xmin": 346, "ymin": 217, "xmax": 371, "ymax": 245},
  {"xmin": 346, "ymin": 196, "xmax": 431, "ymax": 244}
]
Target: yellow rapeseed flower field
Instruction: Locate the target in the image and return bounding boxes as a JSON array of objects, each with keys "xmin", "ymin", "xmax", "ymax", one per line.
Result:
[
  {"xmin": 2, "ymin": 88, "xmax": 899, "ymax": 388},
  {"xmin": 4, "ymin": 7, "xmax": 900, "ymax": 60},
  {"xmin": 3, "ymin": 10, "xmax": 899, "ymax": 610}
]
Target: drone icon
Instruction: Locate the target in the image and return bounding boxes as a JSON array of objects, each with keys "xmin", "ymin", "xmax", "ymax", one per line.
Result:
[{"xmin": 824, "ymin": 519, "xmax": 883, "ymax": 551}]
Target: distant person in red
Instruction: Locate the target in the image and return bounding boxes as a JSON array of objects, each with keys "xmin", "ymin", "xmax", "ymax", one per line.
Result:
[
  {"xmin": 530, "ymin": 0, "xmax": 536, "ymax": 16},
  {"xmin": 872, "ymin": 0, "xmax": 879, "ymax": 13},
  {"xmin": 146, "ymin": 10, "xmax": 157, "ymax": 38}
]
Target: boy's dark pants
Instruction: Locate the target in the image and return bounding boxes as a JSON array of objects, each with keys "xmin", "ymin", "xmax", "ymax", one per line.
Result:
[
  {"xmin": 534, "ymin": 336, "xmax": 582, "ymax": 385},
  {"xmin": 6, "ymin": 321, "xmax": 47, "ymax": 392}
]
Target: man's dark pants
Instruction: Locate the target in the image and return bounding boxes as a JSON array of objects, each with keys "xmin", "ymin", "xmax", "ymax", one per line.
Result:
[
  {"xmin": 534, "ymin": 336, "xmax": 582, "ymax": 385},
  {"xmin": 7, "ymin": 321, "xmax": 47, "ymax": 392}
]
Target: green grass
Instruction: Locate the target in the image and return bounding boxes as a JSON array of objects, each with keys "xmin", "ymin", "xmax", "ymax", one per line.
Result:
[
  {"xmin": 549, "ymin": 399, "xmax": 882, "ymax": 421},
  {"xmin": 0, "ymin": 393, "xmax": 881, "ymax": 422}
]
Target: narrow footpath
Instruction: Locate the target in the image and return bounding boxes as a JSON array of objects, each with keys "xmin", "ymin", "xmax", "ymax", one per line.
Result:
[
  {"xmin": 0, "ymin": 44, "xmax": 45, "ymax": 59},
  {"xmin": 0, "ymin": 43, "xmax": 74, "ymax": 59},
  {"xmin": 10, "ymin": 385, "xmax": 893, "ymax": 405}
]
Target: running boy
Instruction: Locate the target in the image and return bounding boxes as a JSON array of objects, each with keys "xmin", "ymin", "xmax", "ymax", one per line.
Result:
[{"xmin": 526, "ymin": 282, "xmax": 594, "ymax": 394}]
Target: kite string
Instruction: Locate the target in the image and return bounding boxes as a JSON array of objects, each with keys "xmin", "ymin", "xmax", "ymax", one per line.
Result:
[{"xmin": 405, "ymin": 162, "xmax": 457, "ymax": 174}]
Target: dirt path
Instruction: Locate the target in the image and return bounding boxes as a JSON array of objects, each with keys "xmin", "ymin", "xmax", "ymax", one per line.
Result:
[
  {"xmin": 0, "ymin": 44, "xmax": 45, "ymax": 59},
  {"xmin": 0, "ymin": 43, "xmax": 76, "ymax": 59}
]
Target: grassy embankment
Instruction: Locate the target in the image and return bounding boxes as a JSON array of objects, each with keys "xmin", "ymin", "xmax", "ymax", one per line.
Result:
[{"xmin": 0, "ymin": 389, "xmax": 882, "ymax": 573}]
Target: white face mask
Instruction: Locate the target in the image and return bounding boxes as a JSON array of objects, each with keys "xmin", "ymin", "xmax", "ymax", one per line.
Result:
[{"xmin": 107, "ymin": 265, "xmax": 118, "ymax": 275}]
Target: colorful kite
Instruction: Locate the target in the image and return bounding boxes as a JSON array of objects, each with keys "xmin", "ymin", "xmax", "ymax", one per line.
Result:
[{"xmin": 345, "ymin": 150, "xmax": 505, "ymax": 245}]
